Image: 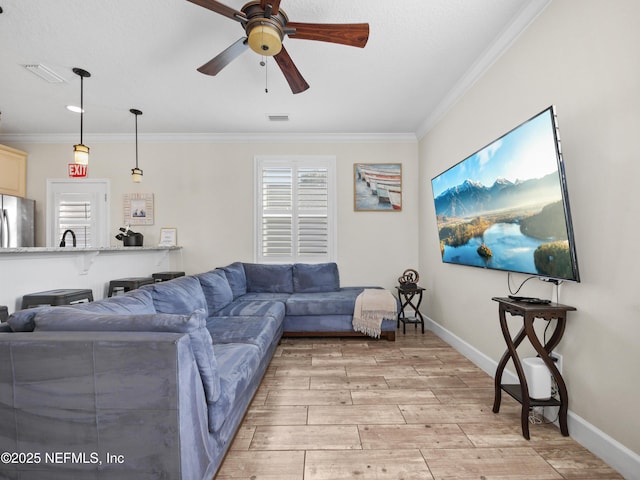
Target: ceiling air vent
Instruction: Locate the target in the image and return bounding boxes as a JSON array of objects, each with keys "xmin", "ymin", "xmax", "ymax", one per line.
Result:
[
  {"xmin": 24, "ymin": 64, "xmax": 66, "ymax": 83},
  {"xmin": 267, "ymin": 114, "xmax": 289, "ymax": 122}
]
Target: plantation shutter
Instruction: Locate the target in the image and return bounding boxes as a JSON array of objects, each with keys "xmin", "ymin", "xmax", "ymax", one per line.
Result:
[
  {"xmin": 297, "ymin": 167, "xmax": 329, "ymax": 256},
  {"xmin": 256, "ymin": 157, "xmax": 336, "ymax": 263},
  {"xmin": 56, "ymin": 193, "xmax": 93, "ymax": 247},
  {"xmin": 261, "ymin": 167, "xmax": 293, "ymax": 257}
]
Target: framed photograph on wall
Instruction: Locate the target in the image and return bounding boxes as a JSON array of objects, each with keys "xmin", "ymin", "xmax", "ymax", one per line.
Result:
[
  {"xmin": 124, "ymin": 193, "xmax": 154, "ymax": 225},
  {"xmin": 354, "ymin": 163, "xmax": 402, "ymax": 211},
  {"xmin": 159, "ymin": 227, "xmax": 177, "ymax": 247}
]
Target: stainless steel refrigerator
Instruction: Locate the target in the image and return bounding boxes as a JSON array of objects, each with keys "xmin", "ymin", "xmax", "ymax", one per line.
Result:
[{"xmin": 0, "ymin": 194, "xmax": 35, "ymax": 248}]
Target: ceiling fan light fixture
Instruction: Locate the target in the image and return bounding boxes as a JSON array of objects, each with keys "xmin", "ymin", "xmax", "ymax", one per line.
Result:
[
  {"xmin": 247, "ymin": 21, "xmax": 283, "ymax": 56},
  {"xmin": 189, "ymin": 0, "xmax": 368, "ymax": 94}
]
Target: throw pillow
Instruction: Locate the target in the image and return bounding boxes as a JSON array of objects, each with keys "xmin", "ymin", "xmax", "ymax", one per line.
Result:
[
  {"xmin": 293, "ymin": 262, "xmax": 340, "ymax": 293},
  {"xmin": 142, "ymin": 275, "xmax": 208, "ymax": 315},
  {"xmin": 243, "ymin": 263, "xmax": 294, "ymax": 293},
  {"xmin": 70, "ymin": 288, "xmax": 156, "ymax": 314},
  {"xmin": 196, "ymin": 270, "xmax": 234, "ymax": 314},
  {"xmin": 220, "ymin": 262, "xmax": 247, "ymax": 299}
]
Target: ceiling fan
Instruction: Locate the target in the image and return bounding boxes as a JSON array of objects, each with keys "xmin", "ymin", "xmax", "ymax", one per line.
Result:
[{"xmin": 186, "ymin": 0, "xmax": 369, "ymax": 94}]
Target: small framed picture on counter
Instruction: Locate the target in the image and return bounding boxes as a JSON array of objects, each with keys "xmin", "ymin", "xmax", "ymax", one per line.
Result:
[{"xmin": 159, "ymin": 227, "xmax": 177, "ymax": 247}]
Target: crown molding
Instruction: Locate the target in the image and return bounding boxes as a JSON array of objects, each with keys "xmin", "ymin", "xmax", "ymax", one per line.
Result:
[
  {"xmin": 416, "ymin": 0, "xmax": 552, "ymax": 140},
  {"xmin": 0, "ymin": 132, "xmax": 417, "ymax": 145}
]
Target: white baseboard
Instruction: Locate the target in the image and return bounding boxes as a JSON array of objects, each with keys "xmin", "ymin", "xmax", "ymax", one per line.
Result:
[{"xmin": 425, "ymin": 316, "xmax": 640, "ymax": 480}]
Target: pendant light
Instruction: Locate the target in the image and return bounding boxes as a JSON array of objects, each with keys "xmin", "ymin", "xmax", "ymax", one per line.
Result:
[
  {"xmin": 72, "ymin": 67, "xmax": 91, "ymax": 165},
  {"xmin": 130, "ymin": 108, "xmax": 143, "ymax": 183}
]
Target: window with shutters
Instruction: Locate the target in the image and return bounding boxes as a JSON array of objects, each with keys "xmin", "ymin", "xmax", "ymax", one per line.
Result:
[
  {"xmin": 46, "ymin": 179, "xmax": 110, "ymax": 248},
  {"xmin": 255, "ymin": 156, "xmax": 336, "ymax": 263}
]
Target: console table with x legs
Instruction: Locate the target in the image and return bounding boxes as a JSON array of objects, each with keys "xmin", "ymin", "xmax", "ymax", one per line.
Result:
[{"xmin": 491, "ymin": 296, "xmax": 576, "ymax": 439}]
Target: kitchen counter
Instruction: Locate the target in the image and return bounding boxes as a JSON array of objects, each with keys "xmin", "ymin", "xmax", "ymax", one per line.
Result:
[
  {"xmin": 0, "ymin": 246, "xmax": 183, "ymax": 314},
  {"xmin": 0, "ymin": 246, "xmax": 181, "ymax": 254}
]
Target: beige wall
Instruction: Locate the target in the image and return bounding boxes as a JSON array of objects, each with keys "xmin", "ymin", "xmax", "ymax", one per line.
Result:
[
  {"xmin": 419, "ymin": 0, "xmax": 640, "ymax": 458},
  {"xmin": 5, "ymin": 0, "xmax": 638, "ymax": 469},
  {"xmin": 11, "ymin": 138, "xmax": 419, "ymax": 292}
]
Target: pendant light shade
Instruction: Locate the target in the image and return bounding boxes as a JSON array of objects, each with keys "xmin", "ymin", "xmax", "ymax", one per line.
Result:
[
  {"xmin": 73, "ymin": 143, "xmax": 89, "ymax": 165},
  {"xmin": 72, "ymin": 68, "xmax": 91, "ymax": 165},
  {"xmin": 131, "ymin": 167, "xmax": 143, "ymax": 183},
  {"xmin": 130, "ymin": 108, "xmax": 143, "ymax": 183}
]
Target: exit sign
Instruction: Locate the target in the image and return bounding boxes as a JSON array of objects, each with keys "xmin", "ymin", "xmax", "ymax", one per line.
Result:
[{"xmin": 68, "ymin": 163, "xmax": 87, "ymax": 177}]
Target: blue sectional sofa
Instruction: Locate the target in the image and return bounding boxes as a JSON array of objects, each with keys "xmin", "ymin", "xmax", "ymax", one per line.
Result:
[
  {"xmin": 0, "ymin": 262, "xmax": 396, "ymax": 479},
  {"xmin": 217, "ymin": 262, "xmax": 396, "ymax": 341}
]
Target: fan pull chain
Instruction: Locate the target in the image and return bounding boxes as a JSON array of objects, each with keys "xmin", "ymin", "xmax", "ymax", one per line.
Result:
[
  {"xmin": 261, "ymin": 56, "xmax": 269, "ymax": 93},
  {"xmin": 259, "ymin": 26, "xmax": 269, "ymax": 93}
]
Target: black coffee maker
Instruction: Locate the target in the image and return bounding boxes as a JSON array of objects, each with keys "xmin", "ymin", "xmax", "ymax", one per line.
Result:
[{"xmin": 115, "ymin": 227, "xmax": 143, "ymax": 247}]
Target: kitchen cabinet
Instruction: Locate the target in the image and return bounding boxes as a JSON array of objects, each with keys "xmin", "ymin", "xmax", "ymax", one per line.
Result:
[{"xmin": 0, "ymin": 144, "xmax": 27, "ymax": 197}]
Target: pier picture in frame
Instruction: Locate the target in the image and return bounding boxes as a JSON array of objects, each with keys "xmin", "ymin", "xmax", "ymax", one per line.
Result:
[{"xmin": 354, "ymin": 163, "xmax": 402, "ymax": 211}]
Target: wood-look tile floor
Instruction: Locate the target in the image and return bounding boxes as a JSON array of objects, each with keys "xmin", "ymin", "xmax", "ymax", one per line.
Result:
[{"xmin": 216, "ymin": 330, "xmax": 624, "ymax": 480}]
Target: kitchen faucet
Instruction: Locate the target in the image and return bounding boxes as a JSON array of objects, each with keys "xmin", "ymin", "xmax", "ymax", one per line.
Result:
[{"xmin": 59, "ymin": 229, "xmax": 76, "ymax": 247}]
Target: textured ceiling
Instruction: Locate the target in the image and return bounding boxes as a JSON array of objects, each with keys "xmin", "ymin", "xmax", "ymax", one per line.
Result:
[{"xmin": 0, "ymin": 0, "xmax": 549, "ymax": 140}]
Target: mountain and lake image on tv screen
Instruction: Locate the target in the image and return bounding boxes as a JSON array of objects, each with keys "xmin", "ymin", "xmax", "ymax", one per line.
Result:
[{"xmin": 431, "ymin": 106, "xmax": 580, "ymax": 282}]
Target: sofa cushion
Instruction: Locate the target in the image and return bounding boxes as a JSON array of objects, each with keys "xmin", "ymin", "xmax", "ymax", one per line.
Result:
[
  {"xmin": 243, "ymin": 263, "xmax": 293, "ymax": 293},
  {"xmin": 142, "ymin": 275, "xmax": 208, "ymax": 315},
  {"xmin": 206, "ymin": 315, "xmax": 282, "ymax": 355},
  {"xmin": 33, "ymin": 307, "xmax": 221, "ymax": 403},
  {"xmin": 232, "ymin": 292, "xmax": 291, "ymax": 303},
  {"xmin": 196, "ymin": 270, "xmax": 234, "ymax": 314},
  {"xmin": 6, "ymin": 290, "xmax": 157, "ymax": 333},
  {"xmin": 70, "ymin": 288, "xmax": 156, "ymax": 314},
  {"xmin": 286, "ymin": 288, "xmax": 366, "ymax": 316},
  {"xmin": 221, "ymin": 262, "xmax": 247, "ymax": 299},
  {"xmin": 214, "ymin": 299, "xmax": 285, "ymax": 320},
  {"xmin": 293, "ymin": 262, "xmax": 340, "ymax": 293},
  {"xmin": 208, "ymin": 343, "xmax": 261, "ymax": 433},
  {"xmin": 7, "ymin": 306, "xmax": 49, "ymax": 332}
]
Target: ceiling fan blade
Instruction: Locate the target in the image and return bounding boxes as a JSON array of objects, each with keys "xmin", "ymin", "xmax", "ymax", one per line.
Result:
[
  {"xmin": 197, "ymin": 38, "xmax": 249, "ymax": 76},
  {"xmin": 260, "ymin": 0, "xmax": 281, "ymax": 16},
  {"xmin": 186, "ymin": 0, "xmax": 246, "ymax": 22},
  {"xmin": 273, "ymin": 46, "xmax": 309, "ymax": 94},
  {"xmin": 286, "ymin": 22, "xmax": 369, "ymax": 48}
]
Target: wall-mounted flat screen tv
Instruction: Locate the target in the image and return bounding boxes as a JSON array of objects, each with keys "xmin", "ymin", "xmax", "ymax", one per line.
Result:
[{"xmin": 431, "ymin": 105, "xmax": 580, "ymax": 282}]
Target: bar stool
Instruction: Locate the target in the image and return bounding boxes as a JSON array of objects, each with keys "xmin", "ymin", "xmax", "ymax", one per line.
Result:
[
  {"xmin": 152, "ymin": 271, "xmax": 185, "ymax": 282},
  {"xmin": 21, "ymin": 289, "xmax": 94, "ymax": 309},
  {"xmin": 107, "ymin": 277, "xmax": 154, "ymax": 297}
]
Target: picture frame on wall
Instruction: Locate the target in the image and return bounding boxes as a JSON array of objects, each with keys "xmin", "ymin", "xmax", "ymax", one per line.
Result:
[
  {"xmin": 354, "ymin": 163, "xmax": 402, "ymax": 211},
  {"xmin": 124, "ymin": 193, "xmax": 154, "ymax": 225},
  {"xmin": 159, "ymin": 227, "xmax": 177, "ymax": 247}
]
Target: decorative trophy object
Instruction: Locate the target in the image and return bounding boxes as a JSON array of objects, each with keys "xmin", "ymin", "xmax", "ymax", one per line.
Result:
[{"xmin": 398, "ymin": 269, "xmax": 419, "ymax": 290}]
